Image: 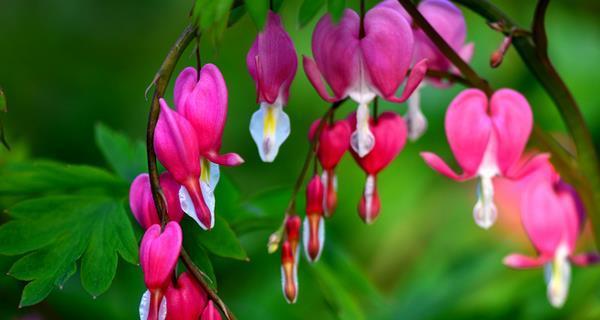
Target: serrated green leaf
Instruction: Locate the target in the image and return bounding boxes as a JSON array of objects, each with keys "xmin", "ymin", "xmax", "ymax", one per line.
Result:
[
  {"xmin": 327, "ymin": 0, "xmax": 345, "ymax": 22},
  {"xmin": 183, "ymin": 244, "xmax": 216, "ymax": 290},
  {"xmin": 182, "ymin": 216, "xmax": 248, "ymax": 261},
  {"xmin": 0, "ymin": 160, "xmax": 125, "ymax": 196},
  {"xmin": 245, "ymin": 0, "xmax": 269, "ymax": 30},
  {"xmin": 0, "ymin": 196, "xmax": 138, "ymax": 306},
  {"xmin": 299, "ymin": 0, "xmax": 326, "ymax": 27},
  {"xmin": 94, "ymin": 123, "xmax": 146, "ymax": 182}
]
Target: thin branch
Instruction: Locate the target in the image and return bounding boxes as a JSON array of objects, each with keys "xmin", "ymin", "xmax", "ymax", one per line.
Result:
[{"xmin": 145, "ymin": 24, "xmax": 236, "ymax": 320}]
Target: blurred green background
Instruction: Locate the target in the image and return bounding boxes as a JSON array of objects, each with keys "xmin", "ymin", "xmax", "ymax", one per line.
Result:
[{"xmin": 1, "ymin": 0, "xmax": 600, "ymax": 319}]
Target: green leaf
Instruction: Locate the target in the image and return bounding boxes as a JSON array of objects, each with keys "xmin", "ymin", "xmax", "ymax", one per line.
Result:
[
  {"xmin": 327, "ymin": 0, "xmax": 346, "ymax": 22},
  {"xmin": 0, "ymin": 160, "xmax": 125, "ymax": 196},
  {"xmin": 228, "ymin": 3, "xmax": 247, "ymax": 27},
  {"xmin": 192, "ymin": 0, "xmax": 234, "ymax": 44},
  {"xmin": 94, "ymin": 123, "xmax": 146, "ymax": 182},
  {"xmin": 245, "ymin": 0, "xmax": 269, "ymax": 30},
  {"xmin": 182, "ymin": 216, "xmax": 248, "ymax": 261},
  {"xmin": 299, "ymin": 0, "xmax": 326, "ymax": 27},
  {"xmin": 0, "ymin": 86, "xmax": 9, "ymax": 150},
  {"xmin": 183, "ymin": 244, "xmax": 216, "ymax": 290},
  {"xmin": 0, "ymin": 196, "xmax": 138, "ymax": 306}
]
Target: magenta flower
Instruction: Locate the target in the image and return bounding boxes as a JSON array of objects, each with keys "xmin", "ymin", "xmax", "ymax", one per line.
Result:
[
  {"xmin": 139, "ymin": 222, "xmax": 182, "ymax": 320},
  {"xmin": 165, "ymin": 272, "xmax": 208, "ymax": 320},
  {"xmin": 303, "ymin": 4, "xmax": 427, "ymax": 157},
  {"xmin": 246, "ymin": 11, "xmax": 298, "ymax": 162},
  {"xmin": 385, "ymin": 0, "xmax": 474, "ymax": 141},
  {"xmin": 309, "ymin": 119, "xmax": 351, "ymax": 217},
  {"xmin": 421, "ymin": 88, "xmax": 534, "ymax": 229},
  {"xmin": 349, "ymin": 112, "xmax": 408, "ymax": 224},
  {"xmin": 174, "ymin": 65, "xmax": 244, "ymax": 230},
  {"xmin": 200, "ymin": 301, "xmax": 222, "ymax": 320},
  {"xmin": 129, "ymin": 172, "xmax": 183, "ymax": 229},
  {"xmin": 154, "ymin": 99, "xmax": 214, "ymax": 230},
  {"xmin": 503, "ymin": 161, "xmax": 600, "ymax": 308},
  {"xmin": 303, "ymin": 174, "xmax": 325, "ymax": 262}
]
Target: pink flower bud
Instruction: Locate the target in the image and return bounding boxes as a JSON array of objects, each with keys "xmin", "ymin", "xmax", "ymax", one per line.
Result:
[
  {"xmin": 247, "ymin": 11, "xmax": 298, "ymax": 162},
  {"xmin": 129, "ymin": 173, "xmax": 184, "ymax": 229},
  {"xmin": 165, "ymin": 272, "xmax": 208, "ymax": 320},
  {"xmin": 349, "ymin": 111, "xmax": 407, "ymax": 224},
  {"xmin": 200, "ymin": 301, "xmax": 222, "ymax": 320},
  {"xmin": 139, "ymin": 222, "xmax": 182, "ymax": 320},
  {"xmin": 303, "ymin": 175, "xmax": 325, "ymax": 262},
  {"xmin": 280, "ymin": 241, "xmax": 298, "ymax": 304},
  {"xmin": 154, "ymin": 99, "xmax": 214, "ymax": 230},
  {"xmin": 285, "ymin": 215, "xmax": 301, "ymax": 257},
  {"xmin": 421, "ymin": 88, "xmax": 534, "ymax": 229}
]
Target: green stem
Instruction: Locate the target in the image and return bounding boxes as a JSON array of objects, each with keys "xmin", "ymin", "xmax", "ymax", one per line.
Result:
[{"xmin": 453, "ymin": 0, "xmax": 600, "ymax": 247}]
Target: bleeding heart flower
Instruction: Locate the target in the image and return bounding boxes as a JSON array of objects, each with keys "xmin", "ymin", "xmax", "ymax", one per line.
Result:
[
  {"xmin": 378, "ymin": 0, "xmax": 473, "ymax": 141},
  {"xmin": 421, "ymin": 88, "xmax": 535, "ymax": 229},
  {"xmin": 349, "ymin": 111, "xmax": 408, "ymax": 224},
  {"xmin": 173, "ymin": 65, "xmax": 244, "ymax": 230},
  {"xmin": 280, "ymin": 215, "xmax": 301, "ymax": 303},
  {"xmin": 154, "ymin": 98, "xmax": 213, "ymax": 230},
  {"xmin": 129, "ymin": 173, "xmax": 184, "ymax": 229},
  {"xmin": 303, "ymin": 4, "xmax": 426, "ymax": 157},
  {"xmin": 503, "ymin": 161, "xmax": 600, "ymax": 308},
  {"xmin": 309, "ymin": 119, "xmax": 351, "ymax": 217},
  {"xmin": 139, "ymin": 222, "xmax": 182, "ymax": 320},
  {"xmin": 247, "ymin": 11, "xmax": 298, "ymax": 162},
  {"xmin": 165, "ymin": 272, "xmax": 208, "ymax": 320},
  {"xmin": 303, "ymin": 175, "xmax": 325, "ymax": 262},
  {"xmin": 200, "ymin": 301, "xmax": 222, "ymax": 320}
]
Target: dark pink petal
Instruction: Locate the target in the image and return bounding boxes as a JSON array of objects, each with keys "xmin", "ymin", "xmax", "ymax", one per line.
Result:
[
  {"xmin": 555, "ymin": 180, "xmax": 585, "ymax": 252},
  {"xmin": 154, "ymin": 99, "xmax": 201, "ymax": 183},
  {"xmin": 361, "ymin": 5, "xmax": 414, "ymax": 98},
  {"xmin": 490, "ymin": 89, "xmax": 533, "ymax": 174},
  {"xmin": 385, "ymin": 58, "xmax": 428, "ymax": 103},
  {"xmin": 309, "ymin": 119, "xmax": 351, "ymax": 170},
  {"xmin": 303, "ymin": 56, "xmax": 337, "ymax": 102},
  {"xmin": 420, "ymin": 152, "xmax": 473, "ymax": 181},
  {"xmin": 200, "ymin": 301, "xmax": 222, "ymax": 320},
  {"xmin": 445, "ymin": 89, "xmax": 492, "ymax": 175},
  {"xmin": 312, "ymin": 10, "xmax": 361, "ymax": 99},
  {"xmin": 129, "ymin": 174, "xmax": 160, "ymax": 229},
  {"xmin": 139, "ymin": 222, "xmax": 182, "ymax": 290},
  {"xmin": 173, "ymin": 67, "xmax": 198, "ymax": 111},
  {"xmin": 177, "ymin": 64, "xmax": 228, "ymax": 154},
  {"xmin": 165, "ymin": 272, "xmax": 208, "ymax": 320},
  {"xmin": 503, "ymin": 253, "xmax": 549, "ymax": 269},
  {"xmin": 159, "ymin": 172, "xmax": 184, "ymax": 223},
  {"xmin": 570, "ymin": 253, "xmax": 600, "ymax": 266},
  {"xmin": 204, "ymin": 151, "xmax": 244, "ymax": 167},
  {"xmin": 521, "ymin": 173, "xmax": 567, "ymax": 257},
  {"xmin": 349, "ymin": 112, "xmax": 407, "ymax": 175},
  {"xmin": 246, "ymin": 11, "xmax": 297, "ymax": 105},
  {"xmin": 505, "ymin": 153, "xmax": 551, "ymax": 179}
]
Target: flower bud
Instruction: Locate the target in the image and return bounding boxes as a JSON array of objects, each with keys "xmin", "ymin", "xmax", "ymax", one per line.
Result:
[
  {"xmin": 280, "ymin": 241, "xmax": 298, "ymax": 304},
  {"xmin": 303, "ymin": 175, "xmax": 325, "ymax": 262},
  {"xmin": 200, "ymin": 301, "xmax": 222, "ymax": 320}
]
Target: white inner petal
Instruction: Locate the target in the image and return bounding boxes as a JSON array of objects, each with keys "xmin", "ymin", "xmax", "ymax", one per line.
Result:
[
  {"xmin": 320, "ymin": 171, "xmax": 329, "ymax": 215},
  {"xmin": 472, "ymin": 175, "xmax": 497, "ymax": 229},
  {"xmin": 158, "ymin": 296, "xmax": 167, "ymax": 320},
  {"xmin": 139, "ymin": 290, "xmax": 150, "ymax": 320},
  {"xmin": 406, "ymin": 85, "xmax": 427, "ymax": 141},
  {"xmin": 200, "ymin": 159, "xmax": 219, "ymax": 229},
  {"xmin": 364, "ymin": 175, "xmax": 376, "ymax": 224},
  {"xmin": 179, "ymin": 185, "xmax": 207, "ymax": 230},
  {"xmin": 249, "ymin": 101, "xmax": 290, "ymax": 162},
  {"xmin": 351, "ymin": 102, "xmax": 375, "ymax": 157},
  {"xmin": 545, "ymin": 244, "xmax": 571, "ymax": 308}
]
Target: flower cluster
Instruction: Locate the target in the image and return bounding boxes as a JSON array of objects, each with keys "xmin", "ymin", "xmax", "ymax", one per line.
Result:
[{"xmin": 130, "ymin": 63, "xmax": 240, "ymax": 318}]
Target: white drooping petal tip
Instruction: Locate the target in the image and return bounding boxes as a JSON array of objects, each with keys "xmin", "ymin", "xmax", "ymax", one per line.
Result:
[
  {"xmin": 139, "ymin": 290, "xmax": 167, "ymax": 320},
  {"xmin": 250, "ymin": 103, "xmax": 291, "ymax": 162},
  {"xmin": 407, "ymin": 88, "xmax": 428, "ymax": 141},
  {"xmin": 179, "ymin": 184, "xmax": 215, "ymax": 230},
  {"xmin": 473, "ymin": 176, "xmax": 497, "ymax": 229},
  {"xmin": 545, "ymin": 246, "xmax": 571, "ymax": 308},
  {"xmin": 351, "ymin": 102, "xmax": 375, "ymax": 157}
]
